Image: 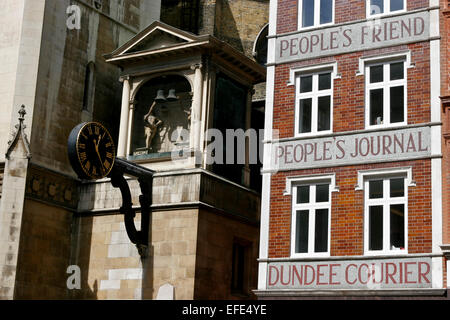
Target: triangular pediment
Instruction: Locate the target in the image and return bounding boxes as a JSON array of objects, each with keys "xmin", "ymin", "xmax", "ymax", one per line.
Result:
[
  {"xmin": 104, "ymin": 21, "xmax": 266, "ymax": 85},
  {"xmin": 110, "ymin": 21, "xmax": 199, "ymax": 57}
]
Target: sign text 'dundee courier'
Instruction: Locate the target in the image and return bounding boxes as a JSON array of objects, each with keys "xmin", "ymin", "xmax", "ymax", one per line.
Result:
[{"xmin": 268, "ymin": 257, "xmax": 432, "ymax": 290}]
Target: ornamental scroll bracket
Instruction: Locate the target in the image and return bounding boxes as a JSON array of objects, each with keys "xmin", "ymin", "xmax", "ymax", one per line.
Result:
[{"xmin": 109, "ymin": 157, "xmax": 154, "ymax": 258}]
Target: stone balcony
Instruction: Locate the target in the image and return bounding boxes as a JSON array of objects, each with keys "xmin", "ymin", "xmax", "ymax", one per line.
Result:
[{"xmin": 78, "ymin": 168, "xmax": 261, "ymax": 224}]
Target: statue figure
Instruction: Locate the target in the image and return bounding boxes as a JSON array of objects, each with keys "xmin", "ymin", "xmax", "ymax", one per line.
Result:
[
  {"xmin": 144, "ymin": 101, "xmax": 163, "ymax": 151},
  {"xmin": 183, "ymin": 107, "xmax": 192, "ymax": 129}
]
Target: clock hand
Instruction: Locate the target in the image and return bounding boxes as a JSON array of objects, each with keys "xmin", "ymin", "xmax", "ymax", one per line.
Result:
[
  {"xmin": 93, "ymin": 139, "xmax": 106, "ymax": 175},
  {"xmin": 96, "ymin": 134, "xmax": 101, "ymax": 149}
]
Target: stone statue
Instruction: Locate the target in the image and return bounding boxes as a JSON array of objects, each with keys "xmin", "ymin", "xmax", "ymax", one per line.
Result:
[
  {"xmin": 183, "ymin": 107, "xmax": 192, "ymax": 129},
  {"xmin": 144, "ymin": 101, "xmax": 163, "ymax": 151}
]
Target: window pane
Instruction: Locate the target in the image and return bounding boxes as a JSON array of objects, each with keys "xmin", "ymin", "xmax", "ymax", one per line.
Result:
[
  {"xmin": 370, "ymin": 0, "xmax": 384, "ymax": 15},
  {"xmin": 300, "ymin": 75, "xmax": 313, "ymax": 93},
  {"xmin": 299, "ymin": 98, "xmax": 312, "ymax": 133},
  {"xmin": 390, "ymin": 178, "xmax": 404, "ymax": 197},
  {"xmin": 320, "ymin": 0, "xmax": 333, "ymax": 24},
  {"xmin": 390, "ymin": 62, "xmax": 404, "ymax": 80},
  {"xmin": 390, "ymin": 204, "xmax": 405, "ymax": 249},
  {"xmin": 316, "ymin": 184, "xmax": 329, "ymax": 202},
  {"xmin": 370, "ymin": 65, "xmax": 383, "ymax": 83},
  {"xmin": 369, "ymin": 180, "xmax": 383, "ymax": 199},
  {"xmin": 370, "ymin": 89, "xmax": 383, "ymax": 125},
  {"xmin": 369, "ymin": 206, "xmax": 383, "ymax": 251},
  {"xmin": 315, "ymin": 209, "xmax": 329, "ymax": 253},
  {"xmin": 302, "ymin": 0, "xmax": 315, "ymax": 27},
  {"xmin": 295, "ymin": 210, "xmax": 309, "ymax": 253},
  {"xmin": 318, "ymin": 96, "xmax": 331, "ymax": 131},
  {"xmin": 319, "ymin": 73, "xmax": 331, "ymax": 90},
  {"xmin": 297, "ymin": 185, "xmax": 310, "ymax": 204},
  {"xmin": 390, "ymin": 86, "xmax": 404, "ymax": 123},
  {"xmin": 390, "ymin": 0, "xmax": 404, "ymax": 12}
]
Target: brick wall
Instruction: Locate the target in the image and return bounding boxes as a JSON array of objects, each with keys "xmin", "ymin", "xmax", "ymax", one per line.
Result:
[
  {"xmin": 273, "ymin": 43, "xmax": 431, "ymax": 139},
  {"xmin": 441, "ymin": 0, "xmax": 450, "ymax": 289},
  {"xmin": 268, "ymin": 0, "xmax": 434, "ymax": 260},
  {"xmin": 441, "ymin": 0, "xmax": 450, "ymax": 250},
  {"xmin": 276, "ymin": 0, "xmax": 429, "ymax": 35},
  {"xmin": 268, "ymin": 160, "xmax": 432, "ymax": 258}
]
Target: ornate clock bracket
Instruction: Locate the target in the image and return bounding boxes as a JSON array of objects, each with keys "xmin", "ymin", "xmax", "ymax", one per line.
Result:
[{"xmin": 109, "ymin": 158, "xmax": 154, "ymax": 258}]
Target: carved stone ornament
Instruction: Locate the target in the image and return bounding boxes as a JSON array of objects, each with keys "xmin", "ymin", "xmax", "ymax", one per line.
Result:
[{"xmin": 6, "ymin": 105, "xmax": 32, "ymax": 160}]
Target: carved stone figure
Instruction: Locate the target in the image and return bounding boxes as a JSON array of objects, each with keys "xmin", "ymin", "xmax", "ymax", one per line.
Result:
[
  {"xmin": 183, "ymin": 106, "xmax": 192, "ymax": 128},
  {"xmin": 144, "ymin": 101, "xmax": 163, "ymax": 151}
]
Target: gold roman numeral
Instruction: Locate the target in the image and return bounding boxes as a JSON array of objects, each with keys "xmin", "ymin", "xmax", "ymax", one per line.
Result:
[{"xmin": 79, "ymin": 152, "xmax": 87, "ymax": 162}]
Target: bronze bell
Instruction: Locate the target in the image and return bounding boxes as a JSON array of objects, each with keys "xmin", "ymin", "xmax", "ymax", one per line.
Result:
[
  {"xmin": 155, "ymin": 89, "xmax": 166, "ymax": 102},
  {"xmin": 166, "ymin": 89, "xmax": 178, "ymax": 102}
]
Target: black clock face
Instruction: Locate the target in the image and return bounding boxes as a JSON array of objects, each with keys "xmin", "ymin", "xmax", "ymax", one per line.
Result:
[{"xmin": 68, "ymin": 122, "xmax": 116, "ymax": 180}]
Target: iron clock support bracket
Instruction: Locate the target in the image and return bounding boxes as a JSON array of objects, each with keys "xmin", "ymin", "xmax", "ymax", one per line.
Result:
[{"xmin": 109, "ymin": 158, "xmax": 154, "ymax": 258}]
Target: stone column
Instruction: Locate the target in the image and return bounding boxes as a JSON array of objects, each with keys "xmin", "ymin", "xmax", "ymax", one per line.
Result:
[
  {"xmin": 243, "ymin": 88, "xmax": 254, "ymax": 187},
  {"xmin": 0, "ymin": 106, "xmax": 31, "ymax": 299},
  {"xmin": 118, "ymin": 76, "xmax": 131, "ymax": 158},
  {"xmin": 190, "ymin": 63, "xmax": 203, "ymax": 154},
  {"xmin": 126, "ymin": 100, "xmax": 135, "ymax": 156},
  {"xmin": 441, "ymin": 245, "xmax": 450, "ymax": 288}
]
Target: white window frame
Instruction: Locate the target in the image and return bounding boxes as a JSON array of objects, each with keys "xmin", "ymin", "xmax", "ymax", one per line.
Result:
[
  {"xmin": 362, "ymin": 171, "xmax": 409, "ymax": 256},
  {"xmin": 364, "ymin": 58, "xmax": 407, "ymax": 129},
  {"xmin": 295, "ymin": 68, "xmax": 334, "ymax": 137},
  {"xmin": 298, "ymin": 0, "xmax": 335, "ymax": 30},
  {"xmin": 290, "ymin": 175, "xmax": 335, "ymax": 258},
  {"xmin": 366, "ymin": 0, "xmax": 406, "ymax": 18}
]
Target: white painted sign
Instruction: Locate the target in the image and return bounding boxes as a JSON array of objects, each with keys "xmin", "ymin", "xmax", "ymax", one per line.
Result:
[
  {"xmin": 267, "ymin": 257, "xmax": 432, "ymax": 290},
  {"xmin": 275, "ymin": 10, "xmax": 430, "ymax": 64},
  {"xmin": 271, "ymin": 126, "xmax": 431, "ymax": 171}
]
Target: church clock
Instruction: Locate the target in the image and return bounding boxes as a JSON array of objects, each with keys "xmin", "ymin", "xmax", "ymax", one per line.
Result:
[{"xmin": 68, "ymin": 122, "xmax": 116, "ymax": 180}]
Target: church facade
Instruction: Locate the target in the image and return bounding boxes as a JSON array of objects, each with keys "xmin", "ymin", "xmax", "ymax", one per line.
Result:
[{"xmin": 0, "ymin": 0, "xmax": 269, "ymax": 300}]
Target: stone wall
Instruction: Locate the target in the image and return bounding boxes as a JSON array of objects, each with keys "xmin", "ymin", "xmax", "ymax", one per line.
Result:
[
  {"xmin": 0, "ymin": 138, "xmax": 30, "ymax": 299},
  {"xmin": 0, "ymin": 0, "xmax": 45, "ymax": 162},
  {"xmin": 69, "ymin": 168, "xmax": 260, "ymax": 300},
  {"xmin": 0, "ymin": 0, "xmax": 24, "ymax": 162},
  {"xmin": 71, "ymin": 212, "xmax": 144, "ymax": 299},
  {"xmin": 214, "ymin": 0, "xmax": 269, "ymax": 59},
  {"xmin": 31, "ymin": 0, "xmax": 138, "ymax": 176},
  {"xmin": 161, "ymin": 0, "xmax": 269, "ymax": 60},
  {"xmin": 71, "ymin": 209, "xmax": 198, "ymax": 300},
  {"xmin": 14, "ymin": 200, "xmax": 73, "ymax": 299},
  {"xmin": 195, "ymin": 208, "xmax": 259, "ymax": 299}
]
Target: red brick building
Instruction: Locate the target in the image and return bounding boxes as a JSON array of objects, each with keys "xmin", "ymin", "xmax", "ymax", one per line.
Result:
[{"xmin": 255, "ymin": 0, "xmax": 449, "ymax": 299}]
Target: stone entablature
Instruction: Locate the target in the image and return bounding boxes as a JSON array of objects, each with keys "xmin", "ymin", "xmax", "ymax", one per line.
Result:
[
  {"xmin": 25, "ymin": 164, "xmax": 79, "ymax": 211},
  {"xmin": 77, "ymin": 168, "xmax": 260, "ymax": 223}
]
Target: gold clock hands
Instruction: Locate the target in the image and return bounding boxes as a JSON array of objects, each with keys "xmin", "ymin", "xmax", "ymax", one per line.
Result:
[{"xmin": 93, "ymin": 138, "xmax": 106, "ymax": 175}]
